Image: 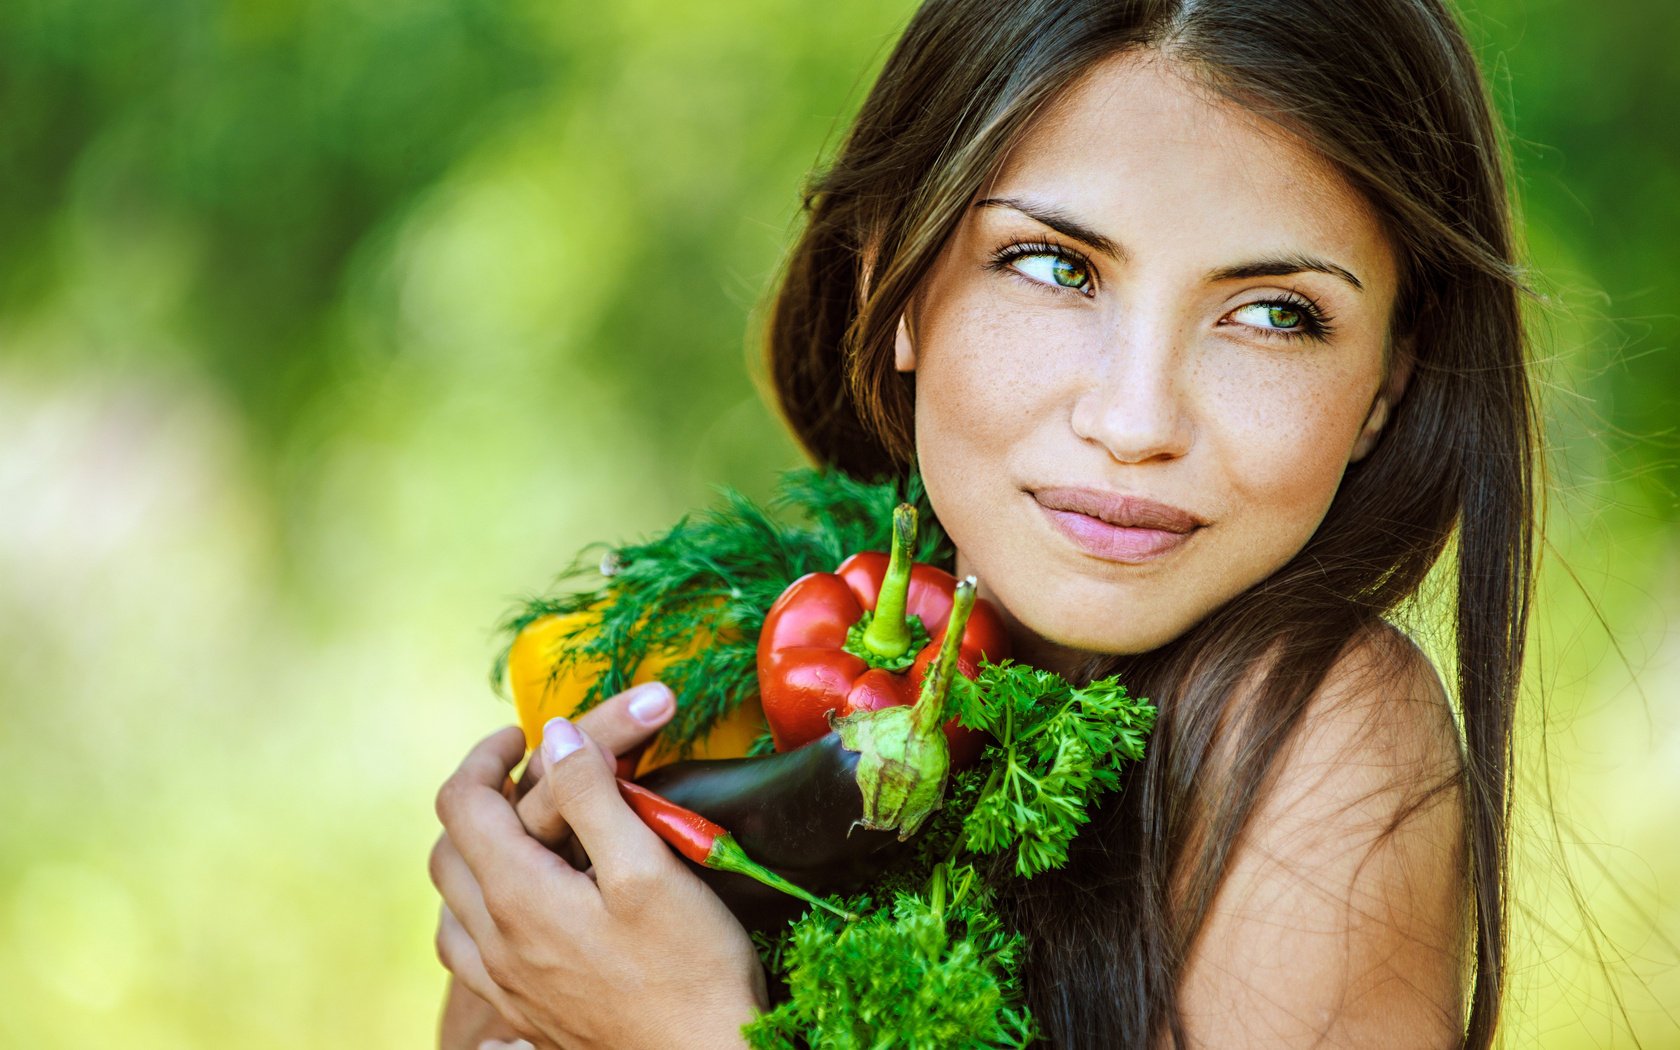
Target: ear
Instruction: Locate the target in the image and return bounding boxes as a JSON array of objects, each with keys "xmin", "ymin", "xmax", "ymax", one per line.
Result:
[
  {"xmin": 859, "ymin": 229, "xmax": 916, "ymax": 374},
  {"xmin": 1350, "ymin": 342, "xmax": 1414, "ymax": 463},
  {"xmin": 894, "ymin": 313, "xmax": 916, "ymax": 373}
]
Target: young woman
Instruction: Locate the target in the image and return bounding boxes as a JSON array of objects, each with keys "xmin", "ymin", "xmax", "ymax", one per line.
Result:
[{"xmin": 429, "ymin": 0, "xmax": 1534, "ymax": 1046}]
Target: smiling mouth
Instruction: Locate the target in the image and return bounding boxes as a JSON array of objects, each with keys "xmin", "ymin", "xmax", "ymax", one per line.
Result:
[{"xmin": 1030, "ymin": 487, "xmax": 1206, "ymax": 563}]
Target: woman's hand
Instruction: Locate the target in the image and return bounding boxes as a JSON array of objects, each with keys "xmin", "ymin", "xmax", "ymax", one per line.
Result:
[
  {"xmin": 434, "ymin": 685, "xmax": 672, "ymax": 1050},
  {"xmin": 430, "ymin": 684, "xmax": 767, "ymax": 1049}
]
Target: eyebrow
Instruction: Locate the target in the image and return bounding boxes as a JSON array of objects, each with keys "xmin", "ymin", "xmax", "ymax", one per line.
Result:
[
  {"xmin": 973, "ymin": 196, "xmax": 1365, "ymax": 293},
  {"xmin": 974, "ymin": 196, "xmax": 1126, "ymax": 260},
  {"xmin": 1207, "ymin": 255, "xmax": 1364, "ymax": 293}
]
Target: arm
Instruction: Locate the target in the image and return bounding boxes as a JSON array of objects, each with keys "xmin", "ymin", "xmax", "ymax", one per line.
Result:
[{"xmin": 1177, "ymin": 629, "xmax": 1469, "ymax": 1048}]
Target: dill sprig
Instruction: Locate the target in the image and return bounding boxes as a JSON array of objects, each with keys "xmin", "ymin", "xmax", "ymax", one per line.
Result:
[{"xmin": 492, "ymin": 469, "xmax": 951, "ymax": 757}]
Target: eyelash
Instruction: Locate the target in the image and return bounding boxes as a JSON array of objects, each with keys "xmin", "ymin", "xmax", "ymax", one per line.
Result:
[
  {"xmin": 985, "ymin": 239, "xmax": 1096, "ymax": 298},
  {"xmin": 1235, "ymin": 290, "xmax": 1337, "ymax": 344},
  {"xmin": 983, "ymin": 239, "xmax": 1337, "ymax": 344}
]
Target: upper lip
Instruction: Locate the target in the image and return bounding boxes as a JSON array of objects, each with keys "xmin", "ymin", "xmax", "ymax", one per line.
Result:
[{"xmin": 1031, "ymin": 487, "xmax": 1207, "ymax": 533}]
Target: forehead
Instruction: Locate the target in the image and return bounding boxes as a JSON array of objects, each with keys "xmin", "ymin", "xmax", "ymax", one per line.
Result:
[{"xmin": 989, "ymin": 50, "xmax": 1396, "ymax": 290}]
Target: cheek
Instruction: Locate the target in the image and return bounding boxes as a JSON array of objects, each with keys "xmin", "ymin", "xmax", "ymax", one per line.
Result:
[
  {"xmin": 913, "ymin": 300, "xmax": 1072, "ymax": 460},
  {"xmin": 910, "ymin": 301, "xmax": 1083, "ymax": 579},
  {"xmin": 919, "ymin": 305, "xmax": 1078, "ymax": 412},
  {"xmin": 1200, "ymin": 356, "xmax": 1374, "ymax": 553},
  {"xmin": 911, "ymin": 320, "xmax": 1017, "ymax": 547},
  {"xmin": 918, "ymin": 294, "xmax": 1105, "ymax": 450}
]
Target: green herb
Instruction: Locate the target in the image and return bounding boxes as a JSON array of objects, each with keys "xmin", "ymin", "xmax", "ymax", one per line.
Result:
[
  {"xmin": 492, "ymin": 469, "xmax": 950, "ymax": 756},
  {"xmin": 749, "ymin": 662, "xmax": 1156, "ymax": 1048},
  {"xmin": 745, "ymin": 866, "xmax": 1034, "ymax": 1050},
  {"xmin": 952, "ymin": 661, "xmax": 1155, "ymax": 877}
]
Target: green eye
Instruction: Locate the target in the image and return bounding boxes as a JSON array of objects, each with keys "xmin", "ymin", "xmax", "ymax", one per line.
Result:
[
  {"xmin": 1232, "ymin": 302, "xmax": 1304, "ymax": 330},
  {"xmin": 1014, "ymin": 253, "xmax": 1091, "ymax": 291},
  {"xmin": 1266, "ymin": 305, "xmax": 1302, "ymax": 328}
]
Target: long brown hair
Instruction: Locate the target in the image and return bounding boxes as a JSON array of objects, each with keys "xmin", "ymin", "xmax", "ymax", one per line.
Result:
[{"xmin": 767, "ymin": 1, "xmax": 1534, "ymax": 1046}]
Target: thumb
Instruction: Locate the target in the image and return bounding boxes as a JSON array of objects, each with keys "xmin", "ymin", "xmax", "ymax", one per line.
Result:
[
  {"xmin": 538, "ymin": 717, "xmax": 666, "ymax": 895},
  {"xmin": 510, "ymin": 714, "xmax": 613, "ymax": 850},
  {"xmin": 516, "ymin": 681, "xmax": 674, "ymax": 801}
]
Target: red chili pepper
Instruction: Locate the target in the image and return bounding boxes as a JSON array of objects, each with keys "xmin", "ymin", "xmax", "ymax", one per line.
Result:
[
  {"xmin": 756, "ymin": 504, "xmax": 1010, "ymax": 757},
  {"xmin": 616, "ymin": 779, "xmax": 854, "ymax": 920}
]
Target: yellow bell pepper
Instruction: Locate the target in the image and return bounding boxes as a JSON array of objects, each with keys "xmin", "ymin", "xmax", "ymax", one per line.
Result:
[{"xmin": 506, "ymin": 610, "xmax": 765, "ymax": 774}]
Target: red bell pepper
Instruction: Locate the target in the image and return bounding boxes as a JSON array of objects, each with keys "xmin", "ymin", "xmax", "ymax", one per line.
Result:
[{"xmin": 755, "ymin": 504, "xmax": 1011, "ymax": 758}]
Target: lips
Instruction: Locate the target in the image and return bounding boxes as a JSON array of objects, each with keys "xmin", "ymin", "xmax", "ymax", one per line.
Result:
[{"xmin": 1030, "ymin": 487, "xmax": 1206, "ymax": 563}]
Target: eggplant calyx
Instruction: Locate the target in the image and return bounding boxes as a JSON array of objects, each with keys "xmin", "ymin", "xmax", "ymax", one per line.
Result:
[
  {"xmin": 835, "ymin": 703, "xmax": 950, "ymax": 840},
  {"xmin": 833, "ymin": 576, "xmax": 977, "ymax": 840}
]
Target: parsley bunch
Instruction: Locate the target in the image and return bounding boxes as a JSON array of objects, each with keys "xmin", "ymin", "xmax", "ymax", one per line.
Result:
[
  {"xmin": 746, "ymin": 866, "xmax": 1034, "ymax": 1050},
  {"xmin": 954, "ymin": 662, "xmax": 1154, "ymax": 877},
  {"xmin": 747, "ymin": 663, "xmax": 1155, "ymax": 1049}
]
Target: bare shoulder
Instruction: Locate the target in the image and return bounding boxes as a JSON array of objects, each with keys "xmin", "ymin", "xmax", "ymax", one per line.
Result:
[
  {"xmin": 1178, "ymin": 624, "xmax": 1469, "ymax": 1048},
  {"xmin": 1276, "ymin": 622, "xmax": 1461, "ymax": 823}
]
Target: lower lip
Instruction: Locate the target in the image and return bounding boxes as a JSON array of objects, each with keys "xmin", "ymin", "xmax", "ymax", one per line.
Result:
[{"xmin": 1037, "ymin": 505, "xmax": 1197, "ymax": 562}]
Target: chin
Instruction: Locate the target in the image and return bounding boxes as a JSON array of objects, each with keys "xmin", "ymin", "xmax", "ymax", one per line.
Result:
[
  {"xmin": 1054, "ymin": 619, "xmax": 1190, "ymax": 658},
  {"xmin": 1013, "ymin": 590, "xmax": 1199, "ymax": 660}
]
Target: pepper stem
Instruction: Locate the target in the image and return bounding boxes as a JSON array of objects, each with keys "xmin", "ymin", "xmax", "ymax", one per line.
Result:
[
  {"xmin": 704, "ymin": 834, "xmax": 856, "ymax": 921},
  {"xmin": 859, "ymin": 503, "xmax": 918, "ymax": 662},
  {"xmin": 910, "ymin": 576, "xmax": 976, "ymax": 740}
]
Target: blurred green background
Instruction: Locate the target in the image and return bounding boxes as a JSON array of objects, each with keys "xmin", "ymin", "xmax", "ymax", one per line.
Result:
[{"xmin": 0, "ymin": 1, "xmax": 1673, "ymax": 1046}]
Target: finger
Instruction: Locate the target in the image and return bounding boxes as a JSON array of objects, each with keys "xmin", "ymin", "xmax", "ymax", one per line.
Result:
[
  {"xmin": 514, "ymin": 681, "xmax": 674, "ymax": 846},
  {"xmin": 429, "ymin": 832, "xmax": 497, "ymax": 946},
  {"xmin": 479, "ymin": 1041, "xmax": 535, "ymax": 1050},
  {"xmin": 436, "ymin": 727, "xmax": 584, "ymax": 903},
  {"xmin": 573, "ymin": 680, "xmax": 675, "ymax": 757},
  {"xmin": 512, "ymin": 717, "xmax": 604, "ymax": 849},
  {"xmin": 538, "ymin": 717, "xmax": 674, "ymax": 906},
  {"xmin": 511, "ymin": 748, "xmax": 545, "ymax": 803},
  {"xmin": 436, "ymin": 904, "xmax": 507, "ymax": 1012},
  {"xmin": 514, "ymin": 680, "xmax": 672, "ymax": 796}
]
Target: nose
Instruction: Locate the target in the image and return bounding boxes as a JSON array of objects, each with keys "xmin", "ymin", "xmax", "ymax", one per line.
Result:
[{"xmin": 1068, "ymin": 316, "xmax": 1194, "ymax": 464}]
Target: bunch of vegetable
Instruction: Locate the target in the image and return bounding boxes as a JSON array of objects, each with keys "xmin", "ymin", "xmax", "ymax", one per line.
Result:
[
  {"xmin": 641, "ymin": 565, "xmax": 993, "ymax": 930},
  {"xmin": 496, "ymin": 471, "xmax": 1155, "ymax": 1047}
]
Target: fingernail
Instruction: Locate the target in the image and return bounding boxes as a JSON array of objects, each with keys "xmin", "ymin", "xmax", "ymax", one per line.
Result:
[
  {"xmin": 541, "ymin": 717, "xmax": 584, "ymax": 769},
  {"xmin": 626, "ymin": 682, "xmax": 674, "ymax": 725}
]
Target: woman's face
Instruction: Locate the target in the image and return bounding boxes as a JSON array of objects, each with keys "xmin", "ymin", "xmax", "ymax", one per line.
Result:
[{"xmin": 905, "ymin": 51, "xmax": 1403, "ymax": 671}]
